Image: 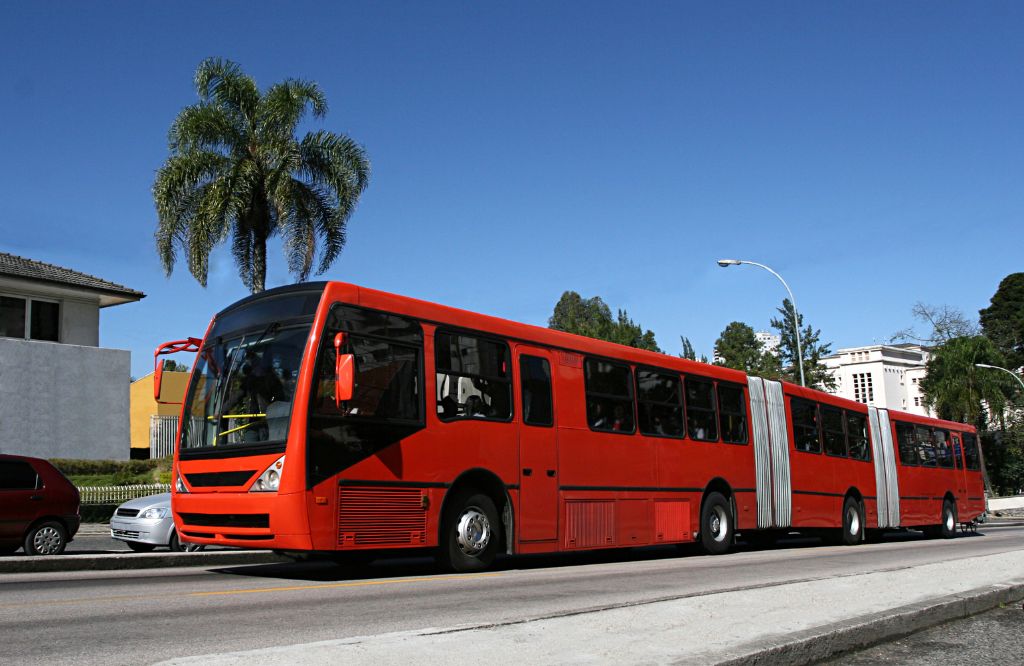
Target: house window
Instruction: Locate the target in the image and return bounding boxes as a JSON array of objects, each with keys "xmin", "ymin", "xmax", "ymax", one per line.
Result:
[
  {"xmin": 0, "ymin": 296, "xmax": 59, "ymax": 342},
  {"xmin": 852, "ymin": 372, "xmax": 874, "ymax": 404}
]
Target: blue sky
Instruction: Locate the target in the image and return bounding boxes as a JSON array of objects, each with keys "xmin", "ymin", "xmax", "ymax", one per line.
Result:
[{"xmin": 1, "ymin": 3, "xmax": 1021, "ymax": 378}]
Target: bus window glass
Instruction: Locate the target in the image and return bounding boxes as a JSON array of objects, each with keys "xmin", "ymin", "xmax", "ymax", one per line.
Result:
[
  {"xmin": 717, "ymin": 384, "xmax": 748, "ymax": 444},
  {"xmin": 846, "ymin": 412, "xmax": 870, "ymax": 461},
  {"xmin": 791, "ymin": 398, "xmax": 821, "ymax": 453},
  {"xmin": 915, "ymin": 426, "xmax": 937, "ymax": 467},
  {"xmin": 951, "ymin": 434, "xmax": 963, "ymax": 470},
  {"xmin": 821, "ymin": 405, "xmax": 846, "ymax": 457},
  {"xmin": 896, "ymin": 422, "xmax": 916, "ymax": 466},
  {"xmin": 585, "ymin": 359, "xmax": 635, "ymax": 433},
  {"xmin": 636, "ymin": 369, "xmax": 684, "ymax": 438},
  {"xmin": 435, "ymin": 331, "xmax": 512, "ymax": 421},
  {"xmin": 520, "ymin": 355, "xmax": 553, "ymax": 427},
  {"xmin": 933, "ymin": 430, "xmax": 953, "ymax": 468},
  {"xmin": 685, "ymin": 377, "xmax": 718, "ymax": 441},
  {"xmin": 962, "ymin": 433, "xmax": 980, "ymax": 470}
]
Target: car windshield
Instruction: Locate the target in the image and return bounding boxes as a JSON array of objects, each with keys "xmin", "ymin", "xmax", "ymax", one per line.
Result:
[{"xmin": 177, "ymin": 286, "xmax": 319, "ymax": 452}]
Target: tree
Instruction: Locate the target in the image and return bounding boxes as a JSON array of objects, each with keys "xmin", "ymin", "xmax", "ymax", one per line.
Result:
[
  {"xmin": 979, "ymin": 273, "xmax": 1024, "ymax": 370},
  {"xmin": 713, "ymin": 322, "xmax": 781, "ymax": 377},
  {"xmin": 920, "ymin": 336, "xmax": 1014, "ymax": 425},
  {"xmin": 155, "ymin": 58, "xmax": 369, "ymax": 294},
  {"xmin": 162, "ymin": 360, "xmax": 190, "ymax": 373},
  {"xmin": 679, "ymin": 336, "xmax": 696, "ymax": 360},
  {"xmin": 891, "ymin": 302, "xmax": 979, "ymax": 346},
  {"xmin": 548, "ymin": 291, "xmax": 661, "ymax": 352},
  {"xmin": 770, "ymin": 299, "xmax": 836, "ymax": 390}
]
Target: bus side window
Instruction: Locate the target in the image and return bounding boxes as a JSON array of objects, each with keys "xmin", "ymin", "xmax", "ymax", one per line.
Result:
[
  {"xmin": 962, "ymin": 432, "xmax": 980, "ymax": 471},
  {"xmin": 934, "ymin": 430, "xmax": 953, "ymax": 468},
  {"xmin": 821, "ymin": 405, "xmax": 846, "ymax": 457},
  {"xmin": 717, "ymin": 383, "xmax": 747, "ymax": 444},
  {"xmin": 636, "ymin": 369, "xmax": 684, "ymax": 438},
  {"xmin": 916, "ymin": 426, "xmax": 937, "ymax": 467},
  {"xmin": 585, "ymin": 358, "xmax": 635, "ymax": 433},
  {"xmin": 790, "ymin": 398, "xmax": 820, "ymax": 453},
  {"xmin": 520, "ymin": 355, "xmax": 553, "ymax": 427},
  {"xmin": 846, "ymin": 411, "xmax": 870, "ymax": 461},
  {"xmin": 951, "ymin": 434, "xmax": 963, "ymax": 470},
  {"xmin": 684, "ymin": 377, "xmax": 718, "ymax": 441},
  {"xmin": 435, "ymin": 331, "xmax": 512, "ymax": 422},
  {"xmin": 896, "ymin": 422, "xmax": 916, "ymax": 466}
]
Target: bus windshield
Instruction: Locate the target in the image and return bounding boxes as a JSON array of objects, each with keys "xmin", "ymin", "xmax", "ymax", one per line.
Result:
[{"xmin": 179, "ymin": 288, "xmax": 323, "ymax": 455}]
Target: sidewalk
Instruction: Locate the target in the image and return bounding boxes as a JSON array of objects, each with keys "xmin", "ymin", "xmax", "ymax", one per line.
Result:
[{"xmin": 157, "ymin": 550, "xmax": 1024, "ymax": 666}]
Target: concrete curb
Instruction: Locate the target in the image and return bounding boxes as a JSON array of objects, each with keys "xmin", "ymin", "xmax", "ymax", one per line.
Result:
[
  {"xmin": 0, "ymin": 550, "xmax": 288, "ymax": 574},
  {"xmin": 716, "ymin": 580, "xmax": 1024, "ymax": 665}
]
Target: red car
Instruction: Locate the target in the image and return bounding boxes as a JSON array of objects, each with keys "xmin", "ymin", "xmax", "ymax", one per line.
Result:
[{"xmin": 0, "ymin": 454, "xmax": 81, "ymax": 555}]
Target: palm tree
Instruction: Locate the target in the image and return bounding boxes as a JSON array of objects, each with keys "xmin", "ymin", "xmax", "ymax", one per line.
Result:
[
  {"xmin": 921, "ymin": 336, "xmax": 1016, "ymax": 426},
  {"xmin": 154, "ymin": 58, "xmax": 369, "ymax": 293}
]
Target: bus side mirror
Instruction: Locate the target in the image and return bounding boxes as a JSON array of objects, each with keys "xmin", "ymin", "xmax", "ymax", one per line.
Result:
[
  {"xmin": 155, "ymin": 359, "xmax": 166, "ymax": 401},
  {"xmin": 334, "ymin": 332, "xmax": 354, "ymax": 407}
]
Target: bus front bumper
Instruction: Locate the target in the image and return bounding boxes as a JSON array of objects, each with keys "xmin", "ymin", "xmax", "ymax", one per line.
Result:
[{"xmin": 171, "ymin": 490, "xmax": 313, "ymax": 551}]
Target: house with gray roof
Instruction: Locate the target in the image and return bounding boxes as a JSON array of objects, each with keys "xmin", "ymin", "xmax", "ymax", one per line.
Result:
[{"xmin": 0, "ymin": 251, "xmax": 144, "ymax": 460}]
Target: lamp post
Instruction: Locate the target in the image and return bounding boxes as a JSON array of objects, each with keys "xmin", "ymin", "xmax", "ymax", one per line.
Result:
[
  {"xmin": 717, "ymin": 259, "xmax": 805, "ymax": 387},
  {"xmin": 974, "ymin": 363, "xmax": 1024, "ymax": 393}
]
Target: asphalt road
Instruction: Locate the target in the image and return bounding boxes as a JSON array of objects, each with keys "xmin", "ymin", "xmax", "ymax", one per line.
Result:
[{"xmin": 2, "ymin": 525, "xmax": 1023, "ymax": 666}]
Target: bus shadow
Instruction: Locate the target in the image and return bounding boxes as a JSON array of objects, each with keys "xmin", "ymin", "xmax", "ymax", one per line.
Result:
[{"xmin": 208, "ymin": 529, "xmax": 986, "ymax": 582}]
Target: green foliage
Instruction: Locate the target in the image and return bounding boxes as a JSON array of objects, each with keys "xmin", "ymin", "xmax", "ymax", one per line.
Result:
[
  {"xmin": 984, "ymin": 423, "xmax": 1024, "ymax": 496},
  {"xmin": 921, "ymin": 336, "xmax": 1015, "ymax": 426},
  {"xmin": 770, "ymin": 299, "xmax": 836, "ymax": 390},
  {"xmin": 979, "ymin": 273, "xmax": 1024, "ymax": 371},
  {"xmin": 162, "ymin": 359, "xmax": 190, "ymax": 372},
  {"xmin": 154, "ymin": 58, "xmax": 370, "ymax": 294},
  {"xmin": 549, "ymin": 291, "xmax": 661, "ymax": 352},
  {"xmin": 679, "ymin": 336, "xmax": 696, "ymax": 360},
  {"xmin": 52, "ymin": 457, "xmax": 173, "ymax": 487},
  {"xmin": 714, "ymin": 322, "xmax": 782, "ymax": 377}
]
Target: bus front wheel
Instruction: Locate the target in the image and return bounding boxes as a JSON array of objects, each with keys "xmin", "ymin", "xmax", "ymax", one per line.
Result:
[{"xmin": 439, "ymin": 491, "xmax": 500, "ymax": 572}]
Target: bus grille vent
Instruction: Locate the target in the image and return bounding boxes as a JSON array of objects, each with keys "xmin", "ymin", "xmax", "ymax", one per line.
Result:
[
  {"xmin": 338, "ymin": 487, "xmax": 427, "ymax": 547},
  {"xmin": 564, "ymin": 500, "xmax": 614, "ymax": 549}
]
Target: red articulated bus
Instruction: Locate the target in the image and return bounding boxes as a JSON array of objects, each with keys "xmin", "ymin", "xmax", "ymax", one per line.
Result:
[{"xmin": 156, "ymin": 282, "xmax": 986, "ymax": 571}]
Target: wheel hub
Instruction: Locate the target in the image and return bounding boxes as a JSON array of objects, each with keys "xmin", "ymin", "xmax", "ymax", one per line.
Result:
[
  {"xmin": 33, "ymin": 526, "xmax": 62, "ymax": 555},
  {"xmin": 710, "ymin": 507, "xmax": 728, "ymax": 542},
  {"xmin": 455, "ymin": 508, "xmax": 491, "ymax": 556}
]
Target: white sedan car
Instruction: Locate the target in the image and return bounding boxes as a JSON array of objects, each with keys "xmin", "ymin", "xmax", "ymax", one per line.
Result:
[{"xmin": 110, "ymin": 493, "xmax": 204, "ymax": 552}]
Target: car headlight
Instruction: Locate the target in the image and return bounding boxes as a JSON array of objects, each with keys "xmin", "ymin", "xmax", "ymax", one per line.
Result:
[
  {"xmin": 139, "ymin": 507, "xmax": 169, "ymax": 520},
  {"xmin": 250, "ymin": 456, "xmax": 285, "ymax": 493}
]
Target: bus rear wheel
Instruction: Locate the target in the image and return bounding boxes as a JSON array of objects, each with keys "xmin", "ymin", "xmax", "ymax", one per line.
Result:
[
  {"xmin": 700, "ymin": 492, "xmax": 734, "ymax": 555},
  {"xmin": 439, "ymin": 491, "xmax": 500, "ymax": 572},
  {"xmin": 841, "ymin": 497, "xmax": 864, "ymax": 546}
]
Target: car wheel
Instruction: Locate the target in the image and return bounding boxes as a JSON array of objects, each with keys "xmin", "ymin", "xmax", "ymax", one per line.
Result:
[
  {"xmin": 127, "ymin": 541, "xmax": 157, "ymax": 553},
  {"xmin": 24, "ymin": 521, "xmax": 67, "ymax": 556},
  {"xmin": 700, "ymin": 492, "xmax": 734, "ymax": 555},
  {"xmin": 438, "ymin": 491, "xmax": 500, "ymax": 572}
]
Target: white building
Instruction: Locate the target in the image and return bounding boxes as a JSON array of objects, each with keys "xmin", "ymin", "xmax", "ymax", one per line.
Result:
[
  {"xmin": 821, "ymin": 343, "xmax": 935, "ymax": 417},
  {"xmin": 755, "ymin": 331, "xmax": 780, "ymax": 357}
]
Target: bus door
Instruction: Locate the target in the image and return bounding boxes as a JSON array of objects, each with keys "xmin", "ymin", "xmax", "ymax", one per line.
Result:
[
  {"xmin": 951, "ymin": 433, "xmax": 968, "ymax": 517},
  {"xmin": 515, "ymin": 347, "xmax": 558, "ymax": 543}
]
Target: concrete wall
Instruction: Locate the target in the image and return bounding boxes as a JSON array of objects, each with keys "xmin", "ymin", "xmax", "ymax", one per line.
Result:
[{"xmin": 0, "ymin": 337, "xmax": 130, "ymax": 460}]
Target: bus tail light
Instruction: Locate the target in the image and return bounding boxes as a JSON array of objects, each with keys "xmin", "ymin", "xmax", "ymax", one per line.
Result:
[{"xmin": 251, "ymin": 456, "xmax": 286, "ymax": 492}]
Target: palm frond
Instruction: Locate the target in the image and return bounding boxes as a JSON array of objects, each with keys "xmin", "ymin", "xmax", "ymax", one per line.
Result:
[
  {"xmin": 260, "ymin": 79, "xmax": 327, "ymax": 137},
  {"xmin": 168, "ymin": 103, "xmax": 245, "ymax": 155},
  {"xmin": 194, "ymin": 58, "xmax": 260, "ymax": 121}
]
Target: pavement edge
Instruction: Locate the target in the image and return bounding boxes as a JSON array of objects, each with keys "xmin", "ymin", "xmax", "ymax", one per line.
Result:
[
  {"xmin": 715, "ymin": 581, "xmax": 1024, "ymax": 665},
  {"xmin": 0, "ymin": 551, "xmax": 288, "ymax": 574}
]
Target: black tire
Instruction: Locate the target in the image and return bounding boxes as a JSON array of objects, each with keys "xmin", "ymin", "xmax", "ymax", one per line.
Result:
[
  {"xmin": 700, "ymin": 492, "xmax": 734, "ymax": 555},
  {"xmin": 939, "ymin": 500, "xmax": 958, "ymax": 539},
  {"xmin": 169, "ymin": 531, "xmax": 206, "ymax": 552},
  {"xmin": 841, "ymin": 497, "xmax": 864, "ymax": 546},
  {"xmin": 438, "ymin": 491, "xmax": 501, "ymax": 572},
  {"xmin": 127, "ymin": 541, "xmax": 157, "ymax": 553},
  {"xmin": 23, "ymin": 521, "xmax": 67, "ymax": 556}
]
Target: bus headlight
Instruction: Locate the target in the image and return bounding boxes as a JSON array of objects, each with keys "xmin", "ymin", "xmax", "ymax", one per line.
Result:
[
  {"xmin": 251, "ymin": 456, "xmax": 285, "ymax": 492},
  {"xmin": 176, "ymin": 474, "xmax": 189, "ymax": 493}
]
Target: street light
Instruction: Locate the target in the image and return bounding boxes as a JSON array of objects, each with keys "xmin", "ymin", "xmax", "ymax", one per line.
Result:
[
  {"xmin": 974, "ymin": 363, "xmax": 1024, "ymax": 392},
  {"xmin": 717, "ymin": 259, "xmax": 805, "ymax": 387}
]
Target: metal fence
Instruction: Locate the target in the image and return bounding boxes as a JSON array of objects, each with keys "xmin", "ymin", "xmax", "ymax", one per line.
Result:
[
  {"xmin": 150, "ymin": 415, "xmax": 179, "ymax": 459},
  {"xmin": 78, "ymin": 484, "xmax": 171, "ymax": 505}
]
